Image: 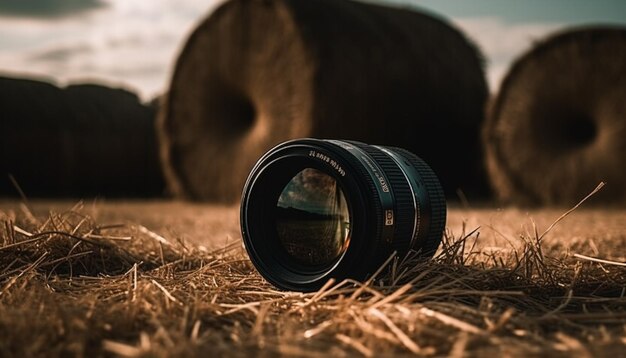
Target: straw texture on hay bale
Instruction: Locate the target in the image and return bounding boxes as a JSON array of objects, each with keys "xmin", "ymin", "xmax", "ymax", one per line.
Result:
[
  {"xmin": 159, "ymin": 0, "xmax": 489, "ymax": 203},
  {"xmin": 484, "ymin": 27, "xmax": 626, "ymax": 206},
  {"xmin": 0, "ymin": 76, "xmax": 164, "ymax": 197}
]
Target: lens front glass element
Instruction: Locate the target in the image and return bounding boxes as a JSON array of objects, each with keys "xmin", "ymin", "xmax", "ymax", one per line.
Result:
[{"xmin": 275, "ymin": 168, "xmax": 350, "ymax": 266}]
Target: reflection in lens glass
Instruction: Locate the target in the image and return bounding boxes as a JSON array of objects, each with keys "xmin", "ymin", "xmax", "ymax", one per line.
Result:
[{"xmin": 275, "ymin": 168, "xmax": 351, "ymax": 266}]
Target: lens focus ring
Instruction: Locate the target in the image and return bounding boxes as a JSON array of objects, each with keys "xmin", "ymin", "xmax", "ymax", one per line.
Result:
[
  {"xmin": 388, "ymin": 147, "xmax": 447, "ymax": 257},
  {"xmin": 344, "ymin": 141, "xmax": 417, "ymax": 255}
]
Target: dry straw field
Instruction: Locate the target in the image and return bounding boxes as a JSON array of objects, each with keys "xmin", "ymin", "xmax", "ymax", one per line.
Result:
[{"xmin": 1, "ymin": 186, "xmax": 625, "ymax": 357}]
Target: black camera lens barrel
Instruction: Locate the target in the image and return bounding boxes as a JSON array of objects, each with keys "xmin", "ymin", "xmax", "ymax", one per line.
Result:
[{"xmin": 241, "ymin": 138, "xmax": 446, "ymax": 291}]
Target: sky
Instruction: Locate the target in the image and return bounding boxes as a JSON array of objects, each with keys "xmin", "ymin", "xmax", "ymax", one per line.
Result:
[{"xmin": 0, "ymin": 0, "xmax": 624, "ymax": 101}]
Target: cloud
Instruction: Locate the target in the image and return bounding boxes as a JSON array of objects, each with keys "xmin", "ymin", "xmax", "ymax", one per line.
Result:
[
  {"xmin": 0, "ymin": 0, "xmax": 107, "ymax": 19},
  {"xmin": 0, "ymin": 0, "xmax": 224, "ymax": 100},
  {"xmin": 28, "ymin": 43, "xmax": 93, "ymax": 62},
  {"xmin": 452, "ymin": 17, "xmax": 563, "ymax": 93}
]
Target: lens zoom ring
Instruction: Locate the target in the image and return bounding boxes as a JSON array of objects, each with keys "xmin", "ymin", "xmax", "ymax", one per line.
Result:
[
  {"xmin": 344, "ymin": 141, "xmax": 416, "ymax": 254},
  {"xmin": 388, "ymin": 147, "xmax": 446, "ymax": 257}
]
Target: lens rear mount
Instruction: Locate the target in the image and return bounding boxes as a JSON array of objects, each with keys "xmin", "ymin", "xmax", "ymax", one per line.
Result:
[{"xmin": 241, "ymin": 138, "xmax": 446, "ymax": 291}]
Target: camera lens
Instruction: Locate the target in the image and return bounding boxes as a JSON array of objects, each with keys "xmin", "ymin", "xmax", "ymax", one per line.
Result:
[{"xmin": 241, "ymin": 138, "xmax": 446, "ymax": 291}]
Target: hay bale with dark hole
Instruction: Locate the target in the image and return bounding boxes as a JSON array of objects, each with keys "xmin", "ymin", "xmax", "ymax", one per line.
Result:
[
  {"xmin": 158, "ymin": 0, "xmax": 489, "ymax": 203},
  {"xmin": 484, "ymin": 26, "xmax": 626, "ymax": 206},
  {"xmin": 0, "ymin": 76, "xmax": 164, "ymax": 197}
]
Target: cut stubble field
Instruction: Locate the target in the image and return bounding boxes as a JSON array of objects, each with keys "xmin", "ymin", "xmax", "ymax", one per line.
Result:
[{"xmin": 0, "ymin": 195, "xmax": 625, "ymax": 357}]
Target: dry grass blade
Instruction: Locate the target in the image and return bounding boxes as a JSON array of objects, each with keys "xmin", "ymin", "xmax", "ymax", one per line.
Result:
[
  {"xmin": 448, "ymin": 332, "xmax": 469, "ymax": 358},
  {"xmin": 137, "ymin": 225, "xmax": 171, "ymax": 246},
  {"xmin": 419, "ymin": 307, "xmax": 484, "ymax": 334},
  {"xmin": 572, "ymin": 253, "xmax": 626, "ymax": 267},
  {"xmin": 0, "ymin": 193, "xmax": 624, "ymax": 357},
  {"xmin": 539, "ymin": 182, "xmax": 605, "ymax": 241},
  {"xmin": 369, "ymin": 307, "xmax": 422, "ymax": 354},
  {"xmin": 1, "ymin": 252, "xmax": 47, "ymax": 294},
  {"xmin": 151, "ymin": 279, "xmax": 180, "ymax": 304},
  {"xmin": 336, "ymin": 333, "xmax": 374, "ymax": 357},
  {"xmin": 102, "ymin": 340, "xmax": 143, "ymax": 357}
]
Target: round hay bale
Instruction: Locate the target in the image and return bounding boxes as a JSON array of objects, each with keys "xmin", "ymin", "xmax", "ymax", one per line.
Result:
[
  {"xmin": 0, "ymin": 76, "xmax": 164, "ymax": 197},
  {"xmin": 484, "ymin": 27, "xmax": 626, "ymax": 206},
  {"xmin": 159, "ymin": 0, "xmax": 489, "ymax": 203}
]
